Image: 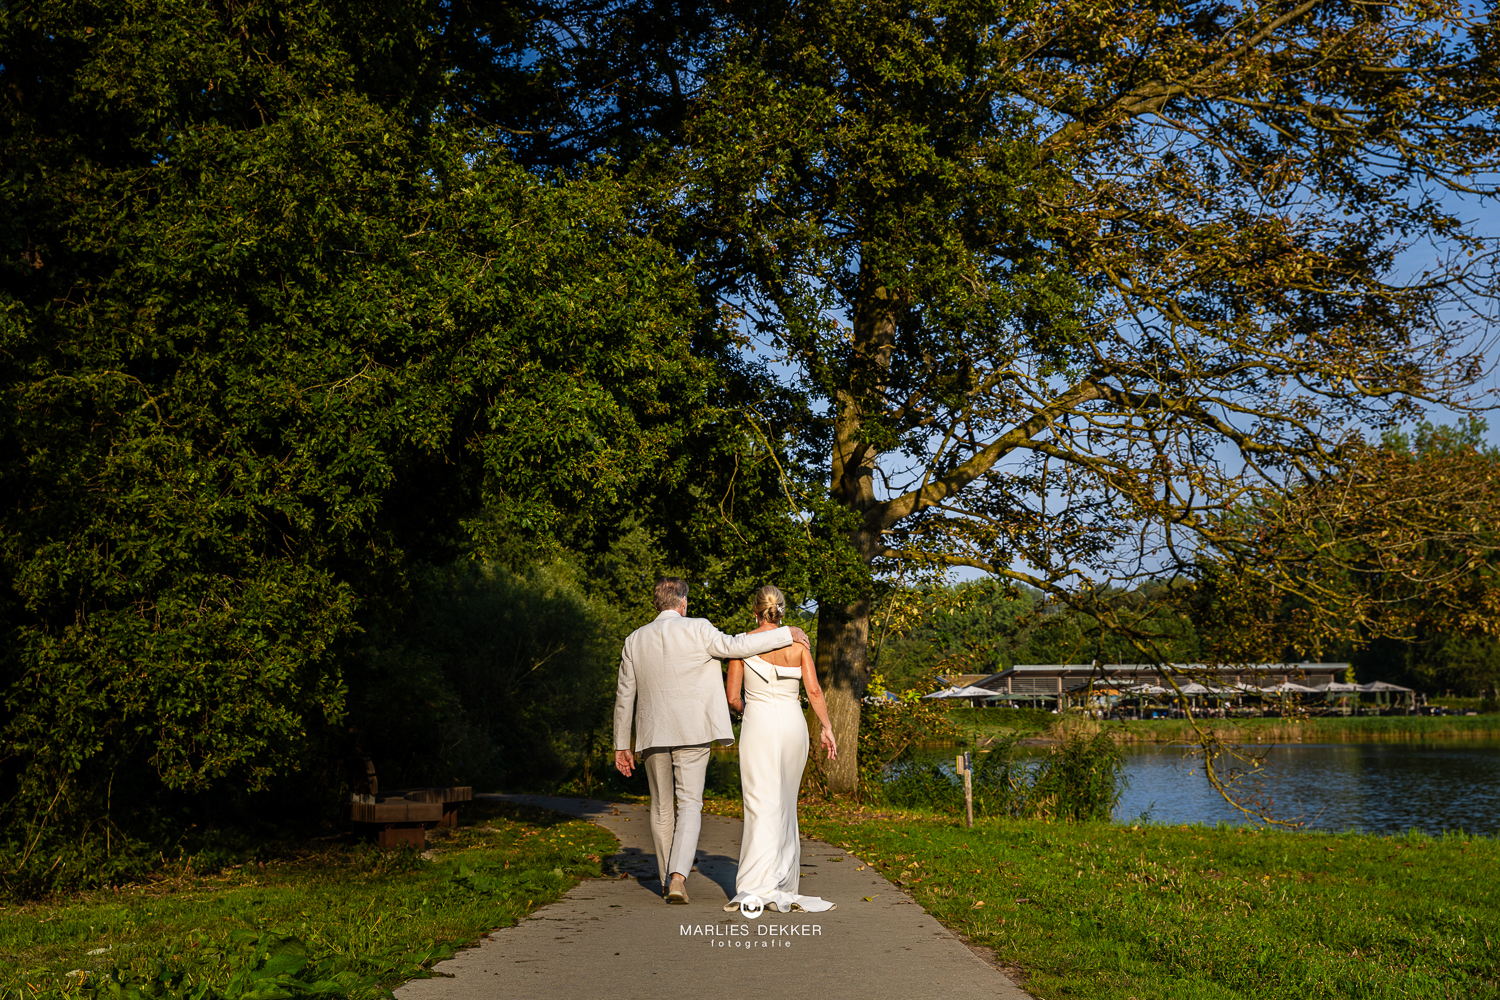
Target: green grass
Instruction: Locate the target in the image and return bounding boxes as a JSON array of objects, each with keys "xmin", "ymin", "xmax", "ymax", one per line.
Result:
[
  {"xmin": 11, "ymin": 788, "xmax": 1497, "ymax": 1000},
  {"xmin": 1430, "ymin": 697, "xmax": 1489, "ymax": 712},
  {"xmin": 944, "ymin": 708, "xmax": 1500, "ymax": 744},
  {"xmin": 0, "ymin": 802, "xmax": 617, "ymax": 1000},
  {"xmin": 803, "ymin": 806, "xmax": 1500, "ymax": 1000}
]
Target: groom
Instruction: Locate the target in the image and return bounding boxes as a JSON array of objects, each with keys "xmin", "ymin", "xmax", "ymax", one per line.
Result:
[{"xmin": 613, "ymin": 577, "xmax": 806, "ymax": 904}]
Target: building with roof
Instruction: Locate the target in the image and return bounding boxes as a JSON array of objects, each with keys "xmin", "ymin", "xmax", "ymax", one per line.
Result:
[{"xmin": 973, "ymin": 662, "xmax": 1348, "ymax": 699}]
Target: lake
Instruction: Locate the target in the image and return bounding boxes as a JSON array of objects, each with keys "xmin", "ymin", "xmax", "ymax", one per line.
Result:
[
  {"xmin": 1113, "ymin": 741, "xmax": 1500, "ymax": 835},
  {"xmin": 709, "ymin": 739, "xmax": 1500, "ymax": 836}
]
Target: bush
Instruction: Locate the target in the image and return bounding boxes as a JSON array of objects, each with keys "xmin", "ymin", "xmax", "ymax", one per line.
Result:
[
  {"xmin": 1027, "ymin": 732, "xmax": 1126, "ymax": 821},
  {"xmin": 350, "ymin": 560, "xmax": 617, "ymax": 793},
  {"xmin": 879, "ymin": 734, "xmax": 1029, "ymax": 816},
  {"xmin": 875, "ymin": 731, "xmax": 1126, "ymax": 822}
]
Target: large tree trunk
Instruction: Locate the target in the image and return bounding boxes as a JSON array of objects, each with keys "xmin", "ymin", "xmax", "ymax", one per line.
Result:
[
  {"xmin": 815, "ymin": 282, "xmax": 898, "ymax": 795},
  {"xmin": 815, "ymin": 592, "xmax": 871, "ymax": 794}
]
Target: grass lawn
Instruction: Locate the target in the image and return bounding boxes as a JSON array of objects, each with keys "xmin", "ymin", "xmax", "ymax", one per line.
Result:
[
  {"xmin": 802, "ymin": 805, "xmax": 1500, "ymax": 1000},
  {"xmin": 0, "ymin": 801, "xmax": 617, "ymax": 1000},
  {"xmin": 8, "ymin": 788, "xmax": 1496, "ymax": 1000}
]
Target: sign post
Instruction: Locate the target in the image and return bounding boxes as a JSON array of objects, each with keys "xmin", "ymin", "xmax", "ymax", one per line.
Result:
[{"xmin": 957, "ymin": 751, "xmax": 974, "ymax": 828}]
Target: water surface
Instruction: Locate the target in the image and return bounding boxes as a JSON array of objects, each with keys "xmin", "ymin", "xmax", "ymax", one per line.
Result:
[
  {"xmin": 713, "ymin": 739, "xmax": 1500, "ymax": 835},
  {"xmin": 1113, "ymin": 741, "xmax": 1500, "ymax": 835}
]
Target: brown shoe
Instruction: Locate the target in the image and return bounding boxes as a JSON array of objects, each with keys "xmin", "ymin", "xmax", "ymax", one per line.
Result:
[{"xmin": 665, "ymin": 877, "xmax": 688, "ymax": 904}]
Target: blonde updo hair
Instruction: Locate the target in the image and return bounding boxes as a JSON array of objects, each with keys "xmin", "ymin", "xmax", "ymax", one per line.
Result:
[{"xmin": 752, "ymin": 584, "xmax": 786, "ymax": 625}]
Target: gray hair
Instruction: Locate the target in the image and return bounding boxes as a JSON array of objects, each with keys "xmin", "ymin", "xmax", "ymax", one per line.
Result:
[{"xmin": 654, "ymin": 577, "xmax": 689, "ymax": 611}]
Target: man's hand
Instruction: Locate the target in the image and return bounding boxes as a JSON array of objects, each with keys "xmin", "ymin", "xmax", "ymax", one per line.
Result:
[
  {"xmin": 790, "ymin": 626, "xmax": 811, "ymax": 650},
  {"xmin": 615, "ymin": 749, "xmax": 635, "ymax": 778}
]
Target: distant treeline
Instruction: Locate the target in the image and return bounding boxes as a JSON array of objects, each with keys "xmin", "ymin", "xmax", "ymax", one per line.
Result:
[{"xmin": 871, "ymin": 572, "xmax": 1500, "ymax": 705}]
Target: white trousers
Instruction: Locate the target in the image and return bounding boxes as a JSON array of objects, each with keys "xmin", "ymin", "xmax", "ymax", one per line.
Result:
[{"xmin": 641, "ymin": 744, "xmax": 712, "ymax": 884}]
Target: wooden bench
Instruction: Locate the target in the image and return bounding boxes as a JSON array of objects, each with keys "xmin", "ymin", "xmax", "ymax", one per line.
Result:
[{"xmin": 347, "ymin": 758, "xmax": 472, "ymax": 850}]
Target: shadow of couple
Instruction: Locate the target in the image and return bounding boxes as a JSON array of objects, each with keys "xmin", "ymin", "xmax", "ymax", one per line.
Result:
[{"xmin": 610, "ymin": 844, "xmax": 739, "ymax": 899}]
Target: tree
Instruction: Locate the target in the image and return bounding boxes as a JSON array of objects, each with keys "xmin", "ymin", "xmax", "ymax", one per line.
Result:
[
  {"xmin": 676, "ymin": 0, "xmax": 1500, "ymax": 790},
  {"xmin": 0, "ymin": 0, "xmax": 708, "ymax": 837},
  {"xmin": 872, "ymin": 582, "xmax": 1039, "ymax": 693},
  {"xmin": 1196, "ymin": 420, "xmax": 1500, "ymax": 696},
  {"xmin": 1419, "ymin": 635, "xmax": 1500, "ymax": 703}
]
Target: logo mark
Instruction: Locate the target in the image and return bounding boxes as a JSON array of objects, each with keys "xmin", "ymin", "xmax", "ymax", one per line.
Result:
[{"xmin": 740, "ymin": 894, "xmax": 765, "ymax": 919}]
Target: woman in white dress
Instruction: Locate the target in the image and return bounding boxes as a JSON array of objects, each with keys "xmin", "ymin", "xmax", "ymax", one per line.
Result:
[{"xmin": 723, "ymin": 585, "xmax": 838, "ymax": 913}]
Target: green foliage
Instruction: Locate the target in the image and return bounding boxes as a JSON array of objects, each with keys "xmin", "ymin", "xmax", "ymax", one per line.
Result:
[
  {"xmin": 853, "ymin": 696, "xmax": 960, "ymax": 793},
  {"xmin": 1194, "ymin": 421, "xmax": 1500, "ymax": 697},
  {"xmin": 872, "ymin": 582, "xmax": 1039, "ymax": 692},
  {"xmin": 947, "ymin": 706, "xmax": 1059, "ymax": 733},
  {"xmin": 75, "ymin": 931, "xmax": 355, "ymax": 1000},
  {"xmin": 1027, "ymin": 732, "xmax": 1127, "ymax": 822},
  {"xmin": 878, "ymin": 737, "xmax": 1029, "ymax": 818},
  {"xmin": 1411, "ymin": 634, "xmax": 1500, "ymax": 701},
  {"xmin": 350, "ymin": 560, "xmax": 617, "ymax": 792},
  {"xmin": 809, "ymin": 816, "xmax": 1500, "ymax": 1000},
  {"xmin": 0, "ymin": 802, "xmax": 613, "ymax": 995},
  {"xmin": 1023, "ymin": 583, "xmax": 1204, "ymax": 668},
  {"xmin": 877, "ymin": 732, "xmax": 1125, "ymax": 822},
  {"xmin": 5, "ymin": 0, "xmax": 1498, "ymax": 841},
  {"xmin": 0, "ymin": 0, "xmax": 710, "ymax": 838}
]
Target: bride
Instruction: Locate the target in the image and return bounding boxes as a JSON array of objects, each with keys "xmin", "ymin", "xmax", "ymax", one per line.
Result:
[{"xmin": 723, "ymin": 585, "xmax": 838, "ymax": 913}]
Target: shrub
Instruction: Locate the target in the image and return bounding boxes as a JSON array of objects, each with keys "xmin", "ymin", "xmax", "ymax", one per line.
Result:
[{"xmin": 875, "ymin": 731, "xmax": 1126, "ymax": 822}]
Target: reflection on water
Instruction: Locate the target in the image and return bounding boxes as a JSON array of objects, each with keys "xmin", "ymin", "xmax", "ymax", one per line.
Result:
[{"xmin": 1114, "ymin": 741, "xmax": 1500, "ymax": 835}]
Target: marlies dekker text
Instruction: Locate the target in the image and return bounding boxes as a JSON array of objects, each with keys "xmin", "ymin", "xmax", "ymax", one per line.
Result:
[{"xmin": 680, "ymin": 924, "xmax": 822, "ymax": 936}]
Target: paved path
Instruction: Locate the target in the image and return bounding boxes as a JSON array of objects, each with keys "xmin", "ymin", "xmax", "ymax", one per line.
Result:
[{"xmin": 395, "ymin": 794, "xmax": 1033, "ymax": 1000}]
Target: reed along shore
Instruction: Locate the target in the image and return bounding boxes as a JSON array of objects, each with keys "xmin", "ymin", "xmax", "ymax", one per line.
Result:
[{"xmin": 945, "ymin": 708, "xmax": 1500, "ymax": 744}]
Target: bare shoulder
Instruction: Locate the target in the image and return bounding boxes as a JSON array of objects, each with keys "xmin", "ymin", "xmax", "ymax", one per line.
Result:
[{"xmin": 759, "ymin": 641, "xmax": 801, "ymax": 668}]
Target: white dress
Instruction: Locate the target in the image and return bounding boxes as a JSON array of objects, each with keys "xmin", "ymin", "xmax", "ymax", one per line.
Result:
[{"xmin": 727, "ymin": 654, "xmax": 835, "ymax": 913}]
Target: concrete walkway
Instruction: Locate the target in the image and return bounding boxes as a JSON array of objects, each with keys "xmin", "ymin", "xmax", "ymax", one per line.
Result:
[{"xmin": 395, "ymin": 794, "xmax": 1033, "ymax": 1000}]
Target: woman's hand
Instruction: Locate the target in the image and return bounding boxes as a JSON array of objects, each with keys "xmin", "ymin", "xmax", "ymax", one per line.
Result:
[{"xmin": 820, "ymin": 727, "xmax": 837, "ymax": 760}]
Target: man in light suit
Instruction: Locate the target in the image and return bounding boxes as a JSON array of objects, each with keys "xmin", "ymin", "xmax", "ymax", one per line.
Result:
[{"xmin": 613, "ymin": 576, "xmax": 805, "ymax": 904}]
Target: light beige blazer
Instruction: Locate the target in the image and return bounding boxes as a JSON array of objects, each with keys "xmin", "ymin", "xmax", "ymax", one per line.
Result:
[{"xmin": 613, "ymin": 611, "xmax": 792, "ymax": 753}]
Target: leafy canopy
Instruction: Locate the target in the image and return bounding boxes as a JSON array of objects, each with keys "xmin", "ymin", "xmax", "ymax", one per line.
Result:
[{"xmin": 0, "ymin": 0, "xmax": 707, "ymax": 828}]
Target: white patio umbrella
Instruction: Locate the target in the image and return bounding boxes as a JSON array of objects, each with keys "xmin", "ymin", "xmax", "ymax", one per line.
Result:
[
  {"xmin": 923, "ymin": 685, "xmax": 996, "ymax": 699},
  {"xmin": 1177, "ymin": 682, "xmax": 1238, "ymax": 696},
  {"xmin": 1260, "ymin": 681, "xmax": 1321, "ymax": 694}
]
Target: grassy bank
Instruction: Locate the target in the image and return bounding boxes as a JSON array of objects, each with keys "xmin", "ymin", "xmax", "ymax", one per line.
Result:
[
  {"xmin": 0, "ymin": 802, "xmax": 616, "ymax": 1000},
  {"xmin": 946, "ymin": 708, "xmax": 1500, "ymax": 744},
  {"xmin": 802, "ymin": 806, "xmax": 1499, "ymax": 1000}
]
